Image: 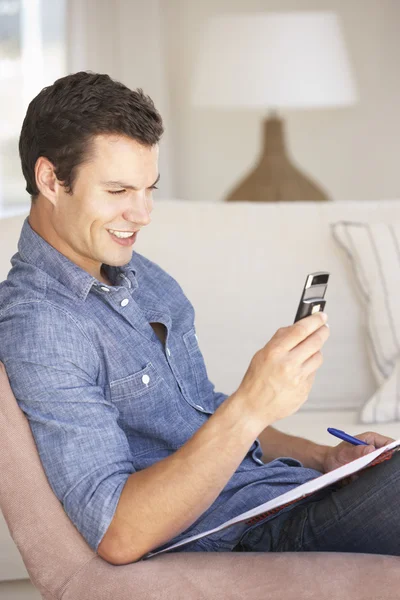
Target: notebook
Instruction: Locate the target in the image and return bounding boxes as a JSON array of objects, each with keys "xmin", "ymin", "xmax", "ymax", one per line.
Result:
[{"xmin": 144, "ymin": 438, "xmax": 400, "ymax": 559}]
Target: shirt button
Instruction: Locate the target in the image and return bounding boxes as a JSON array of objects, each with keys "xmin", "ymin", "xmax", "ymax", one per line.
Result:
[
  {"xmin": 142, "ymin": 374, "xmax": 150, "ymax": 385},
  {"xmin": 120, "ymin": 298, "xmax": 129, "ymax": 307},
  {"xmin": 166, "ymin": 347, "xmax": 171, "ymax": 356},
  {"xmin": 195, "ymin": 404, "xmax": 204, "ymax": 411},
  {"xmin": 100, "ymin": 286, "xmax": 110, "ymax": 292}
]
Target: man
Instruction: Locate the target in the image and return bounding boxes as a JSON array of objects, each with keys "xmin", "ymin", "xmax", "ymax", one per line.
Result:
[{"xmin": 0, "ymin": 72, "xmax": 396, "ymax": 565}]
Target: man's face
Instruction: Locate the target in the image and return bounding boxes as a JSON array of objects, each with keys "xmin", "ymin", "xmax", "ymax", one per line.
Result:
[{"xmin": 47, "ymin": 134, "xmax": 159, "ymax": 277}]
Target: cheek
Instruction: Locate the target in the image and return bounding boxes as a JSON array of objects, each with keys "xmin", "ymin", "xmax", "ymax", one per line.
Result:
[
  {"xmin": 146, "ymin": 194, "xmax": 154, "ymax": 212},
  {"xmin": 90, "ymin": 200, "xmax": 117, "ymax": 229}
]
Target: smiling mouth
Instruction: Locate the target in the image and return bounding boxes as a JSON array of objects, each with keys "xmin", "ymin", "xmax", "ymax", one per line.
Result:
[
  {"xmin": 107, "ymin": 229, "xmax": 138, "ymax": 235},
  {"xmin": 107, "ymin": 230, "xmax": 138, "ymax": 245}
]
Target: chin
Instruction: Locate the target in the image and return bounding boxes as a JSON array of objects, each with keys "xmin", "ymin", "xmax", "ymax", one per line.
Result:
[{"xmin": 103, "ymin": 253, "xmax": 133, "ymax": 267}]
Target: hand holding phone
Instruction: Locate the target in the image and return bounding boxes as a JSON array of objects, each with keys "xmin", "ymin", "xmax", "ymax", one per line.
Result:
[
  {"xmin": 235, "ymin": 310, "xmax": 329, "ymax": 429},
  {"xmin": 294, "ymin": 272, "xmax": 330, "ymax": 323},
  {"xmin": 233, "ymin": 271, "xmax": 330, "ymax": 430}
]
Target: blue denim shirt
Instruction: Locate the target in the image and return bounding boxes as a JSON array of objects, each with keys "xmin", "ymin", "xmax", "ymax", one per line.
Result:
[{"xmin": 0, "ymin": 217, "xmax": 322, "ymax": 556}]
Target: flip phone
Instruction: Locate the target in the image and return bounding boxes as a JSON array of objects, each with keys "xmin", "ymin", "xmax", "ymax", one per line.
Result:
[{"xmin": 294, "ymin": 272, "xmax": 330, "ymax": 323}]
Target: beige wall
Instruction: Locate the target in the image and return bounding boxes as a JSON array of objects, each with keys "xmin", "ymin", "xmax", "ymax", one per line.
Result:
[
  {"xmin": 68, "ymin": 0, "xmax": 400, "ymax": 203},
  {"xmin": 67, "ymin": 0, "xmax": 176, "ymax": 199},
  {"xmin": 162, "ymin": 0, "xmax": 400, "ymax": 201},
  {"xmin": 2, "ymin": 0, "xmax": 398, "ymax": 215}
]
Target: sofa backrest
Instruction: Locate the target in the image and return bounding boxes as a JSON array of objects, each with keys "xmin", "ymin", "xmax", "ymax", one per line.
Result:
[{"xmin": 1, "ymin": 200, "xmax": 399, "ymax": 411}]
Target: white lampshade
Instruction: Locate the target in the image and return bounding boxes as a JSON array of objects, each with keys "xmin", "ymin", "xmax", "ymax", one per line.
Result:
[{"xmin": 191, "ymin": 11, "xmax": 358, "ymax": 110}]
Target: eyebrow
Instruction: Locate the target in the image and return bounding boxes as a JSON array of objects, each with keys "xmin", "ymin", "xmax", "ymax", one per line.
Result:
[{"xmin": 101, "ymin": 173, "xmax": 160, "ymax": 190}]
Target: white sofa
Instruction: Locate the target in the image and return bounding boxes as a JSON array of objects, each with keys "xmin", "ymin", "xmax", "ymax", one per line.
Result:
[{"xmin": 1, "ymin": 199, "xmax": 399, "ymax": 581}]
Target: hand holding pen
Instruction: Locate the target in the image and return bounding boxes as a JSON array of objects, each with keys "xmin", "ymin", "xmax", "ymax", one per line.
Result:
[
  {"xmin": 321, "ymin": 428, "xmax": 395, "ymax": 475},
  {"xmin": 323, "ymin": 428, "xmax": 397, "ymax": 481}
]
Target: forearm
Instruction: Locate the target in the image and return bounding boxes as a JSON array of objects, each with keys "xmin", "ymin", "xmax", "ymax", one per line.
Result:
[
  {"xmin": 258, "ymin": 425, "xmax": 329, "ymax": 472},
  {"xmin": 99, "ymin": 391, "xmax": 263, "ymax": 565}
]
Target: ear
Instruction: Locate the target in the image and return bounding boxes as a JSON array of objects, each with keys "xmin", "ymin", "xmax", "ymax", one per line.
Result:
[{"xmin": 35, "ymin": 157, "xmax": 62, "ymax": 207}]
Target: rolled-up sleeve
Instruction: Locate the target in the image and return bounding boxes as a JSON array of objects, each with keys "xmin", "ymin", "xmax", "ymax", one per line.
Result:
[{"xmin": 0, "ymin": 301, "xmax": 136, "ymax": 552}]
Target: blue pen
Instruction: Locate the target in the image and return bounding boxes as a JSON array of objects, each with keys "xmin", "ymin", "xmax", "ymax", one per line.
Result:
[{"xmin": 327, "ymin": 428, "xmax": 369, "ymax": 446}]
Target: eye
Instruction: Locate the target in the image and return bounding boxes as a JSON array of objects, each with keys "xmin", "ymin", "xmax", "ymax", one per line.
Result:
[
  {"xmin": 108, "ymin": 190, "xmax": 126, "ymax": 195},
  {"xmin": 150, "ymin": 185, "xmax": 158, "ymax": 190}
]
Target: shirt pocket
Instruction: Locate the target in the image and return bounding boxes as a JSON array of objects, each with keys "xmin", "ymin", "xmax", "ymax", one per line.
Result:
[
  {"xmin": 110, "ymin": 362, "xmax": 164, "ymax": 400},
  {"xmin": 182, "ymin": 327, "xmax": 216, "ymax": 414},
  {"xmin": 109, "ymin": 361, "xmax": 201, "ymax": 449},
  {"xmin": 110, "ymin": 362, "xmax": 170, "ymax": 430}
]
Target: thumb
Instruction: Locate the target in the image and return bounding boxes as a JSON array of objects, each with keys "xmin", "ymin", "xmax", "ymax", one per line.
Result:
[{"xmin": 362, "ymin": 444, "xmax": 376, "ymax": 456}]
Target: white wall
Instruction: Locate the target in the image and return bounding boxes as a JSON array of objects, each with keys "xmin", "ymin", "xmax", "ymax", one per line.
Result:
[{"xmin": 162, "ymin": 0, "xmax": 400, "ymax": 201}]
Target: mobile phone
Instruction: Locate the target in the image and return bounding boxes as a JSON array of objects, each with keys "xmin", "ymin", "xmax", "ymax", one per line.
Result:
[{"xmin": 294, "ymin": 272, "xmax": 330, "ymax": 323}]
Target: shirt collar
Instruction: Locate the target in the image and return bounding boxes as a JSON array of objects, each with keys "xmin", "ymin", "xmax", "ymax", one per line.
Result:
[{"xmin": 17, "ymin": 216, "xmax": 137, "ymax": 302}]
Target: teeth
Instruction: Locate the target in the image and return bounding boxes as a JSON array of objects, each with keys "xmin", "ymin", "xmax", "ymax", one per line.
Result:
[{"xmin": 109, "ymin": 229, "xmax": 134, "ymax": 238}]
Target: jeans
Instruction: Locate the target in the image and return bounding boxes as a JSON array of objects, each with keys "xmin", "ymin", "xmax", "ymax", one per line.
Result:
[{"xmin": 232, "ymin": 449, "xmax": 400, "ymax": 555}]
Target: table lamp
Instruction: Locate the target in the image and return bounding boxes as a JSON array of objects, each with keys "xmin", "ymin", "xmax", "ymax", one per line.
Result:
[{"xmin": 191, "ymin": 12, "xmax": 358, "ymax": 202}]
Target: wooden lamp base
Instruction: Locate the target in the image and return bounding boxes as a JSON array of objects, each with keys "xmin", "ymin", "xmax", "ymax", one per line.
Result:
[{"xmin": 225, "ymin": 115, "xmax": 331, "ymax": 202}]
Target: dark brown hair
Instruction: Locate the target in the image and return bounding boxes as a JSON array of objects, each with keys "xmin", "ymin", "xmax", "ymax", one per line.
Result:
[{"xmin": 19, "ymin": 71, "xmax": 164, "ymax": 202}]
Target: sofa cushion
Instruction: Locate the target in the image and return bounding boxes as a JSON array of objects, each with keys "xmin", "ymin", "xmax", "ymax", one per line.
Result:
[{"xmin": 332, "ymin": 220, "xmax": 400, "ymax": 423}]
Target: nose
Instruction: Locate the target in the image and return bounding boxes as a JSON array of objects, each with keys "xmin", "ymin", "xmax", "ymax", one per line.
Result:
[{"xmin": 122, "ymin": 193, "xmax": 152, "ymax": 228}]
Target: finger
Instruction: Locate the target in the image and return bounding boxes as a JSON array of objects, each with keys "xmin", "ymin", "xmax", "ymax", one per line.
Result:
[
  {"xmin": 341, "ymin": 443, "xmax": 375, "ymax": 464},
  {"xmin": 356, "ymin": 432, "xmax": 396, "ymax": 448},
  {"xmin": 291, "ymin": 325, "xmax": 330, "ymax": 365},
  {"xmin": 302, "ymin": 350, "xmax": 324, "ymax": 378},
  {"xmin": 277, "ymin": 312, "xmax": 328, "ymax": 353},
  {"xmin": 376, "ymin": 434, "xmax": 396, "ymax": 446},
  {"xmin": 362, "ymin": 444, "xmax": 376, "ymax": 456}
]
